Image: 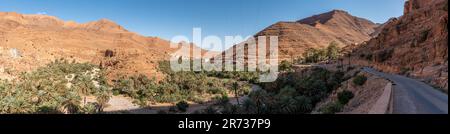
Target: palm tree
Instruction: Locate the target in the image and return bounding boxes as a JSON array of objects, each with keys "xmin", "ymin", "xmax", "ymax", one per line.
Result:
[
  {"xmin": 232, "ymin": 82, "xmax": 240, "ymax": 105},
  {"xmin": 96, "ymin": 88, "xmax": 110, "ymax": 113},
  {"xmin": 249, "ymin": 90, "xmax": 269, "ymax": 114}
]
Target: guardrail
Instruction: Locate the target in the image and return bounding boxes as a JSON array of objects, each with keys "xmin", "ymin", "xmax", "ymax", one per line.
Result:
[{"xmin": 369, "ymin": 82, "xmax": 394, "ymax": 114}]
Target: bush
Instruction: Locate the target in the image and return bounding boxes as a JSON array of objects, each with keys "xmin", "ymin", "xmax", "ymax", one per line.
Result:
[
  {"xmin": 320, "ymin": 102, "xmax": 344, "ymax": 114},
  {"xmin": 207, "ymin": 87, "xmax": 226, "ymax": 95},
  {"xmin": 319, "ymin": 91, "xmax": 354, "ymax": 114},
  {"xmin": 338, "ymin": 90, "xmax": 354, "ymax": 104},
  {"xmin": 221, "ymin": 104, "xmax": 240, "ymax": 114},
  {"xmin": 215, "ymin": 94, "xmax": 230, "ymax": 106},
  {"xmin": 203, "ymin": 106, "xmax": 219, "ymax": 114},
  {"xmin": 279, "ymin": 60, "xmax": 293, "ymax": 71},
  {"xmin": 400, "ymin": 67, "xmax": 410, "ymax": 75},
  {"xmin": 277, "ymin": 95, "xmax": 313, "ymax": 114},
  {"xmin": 241, "ymin": 85, "xmax": 252, "ymax": 95},
  {"xmin": 112, "ymin": 89, "xmax": 120, "ymax": 96},
  {"xmin": 353, "ymin": 75, "xmax": 367, "ymax": 86},
  {"xmin": 242, "ymin": 99, "xmax": 256, "ymax": 113},
  {"xmin": 176, "ymin": 101, "xmax": 189, "ymax": 112}
]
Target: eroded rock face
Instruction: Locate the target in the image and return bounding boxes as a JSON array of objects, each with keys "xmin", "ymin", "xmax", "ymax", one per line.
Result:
[
  {"xmin": 354, "ymin": 0, "xmax": 448, "ymax": 90},
  {"xmin": 404, "ymin": 0, "xmax": 437, "ymax": 14}
]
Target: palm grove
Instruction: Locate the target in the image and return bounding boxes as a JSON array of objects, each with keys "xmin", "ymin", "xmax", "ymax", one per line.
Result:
[{"xmin": 0, "ymin": 42, "xmax": 350, "ymax": 114}]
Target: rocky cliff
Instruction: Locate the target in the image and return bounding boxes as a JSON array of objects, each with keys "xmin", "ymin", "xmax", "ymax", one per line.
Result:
[{"xmin": 353, "ymin": 0, "xmax": 448, "ymax": 91}]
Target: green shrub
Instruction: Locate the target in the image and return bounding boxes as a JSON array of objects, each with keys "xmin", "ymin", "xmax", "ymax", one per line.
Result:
[
  {"xmin": 326, "ymin": 42, "xmax": 340, "ymax": 60},
  {"xmin": 293, "ymin": 96, "xmax": 313, "ymax": 113},
  {"xmin": 176, "ymin": 101, "xmax": 189, "ymax": 112},
  {"xmin": 338, "ymin": 90, "xmax": 354, "ymax": 104},
  {"xmin": 112, "ymin": 89, "xmax": 120, "ymax": 96},
  {"xmin": 207, "ymin": 87, "xmax": 226, "ymax": 95},
  {"xmin": 353, "ymin": 75, "xmax": 367, "ymax": 86},
  {"xmin": 277, "ymin": 86, "xmax": 296, "ymax": 98},
  {"xmin": 320, "ymin": 102, "xmax": 344, "ymax": 114},
  {"xmin": 400, "ymin": 67, "xmax": 410, "ymax": 75},
  {"xmin": 279, "ymin": 60, "xmax": 293, "ymax": 71},
  {"xmin": 36, "ymin": 105, "xmax": 63, "ymax": 114},
  {"xmin": 221, "ymin": 104, "xmax": 240, "ymax": 114},
  {"xmin": 203, "ymin": 106, "xmax": 219, "ymax": 114},
  {"xmin": 277, "ymin": 95, "xmax": 313, "ymax": 114},
  {"xmin": 215, "ymin": 94, "xmax": 230, "ymax": 106},
  {"xmin": 242, "ymin": 99, "xmax": 256, "ymax": 112},
  {"xmin": 80, "ymin": 103, "xmax": 99, "ymax": 114}
]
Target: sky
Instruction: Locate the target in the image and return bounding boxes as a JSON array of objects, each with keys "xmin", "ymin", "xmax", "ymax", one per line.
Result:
[{"xmin": 0, "ymin": 0, "xmax": 405, "ymax": 51}]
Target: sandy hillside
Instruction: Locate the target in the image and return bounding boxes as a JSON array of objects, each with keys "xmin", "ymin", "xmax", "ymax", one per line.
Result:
[{"xmin": 0, "ymin": 12, "xmax": 216, "ymax": 81}]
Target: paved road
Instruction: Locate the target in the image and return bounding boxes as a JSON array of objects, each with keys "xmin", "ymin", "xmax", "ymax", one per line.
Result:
[{"xmin": 362, "ymin": 67, "xmax": 448, "ymax": 114}]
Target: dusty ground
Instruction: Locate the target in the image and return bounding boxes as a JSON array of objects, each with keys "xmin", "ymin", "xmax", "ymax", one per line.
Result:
[
  {"xmin": 340, "ymin": 72, "xmax": 389, "ymax": 114},
  {"xmin": 313, "ymin": 68, "xmax": 389, "ymax": 114},
  {"xmin": 101, "ymin": 84, "xmax": 261, "ymax": 114},
  {"xmin": 102, "ymin": 95, "xmax": 215, "ymax": 114}
]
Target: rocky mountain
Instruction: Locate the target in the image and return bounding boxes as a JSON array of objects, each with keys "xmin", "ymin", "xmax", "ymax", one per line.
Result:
[
  {"xmin": 352, "ymin": 0, "xmax": 448, "ymax": 90},
  {"xmin": 221, "ymin": 10, "xmax": 379, "ymax": 62},
  {"xmin": 0, "ymin": 12, "xmax": 209, "ymax": 81}
]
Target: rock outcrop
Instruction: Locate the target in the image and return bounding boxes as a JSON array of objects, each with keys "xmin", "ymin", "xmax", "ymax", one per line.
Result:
[{"xmin": 353, "ymin": 0, "xmax": 448, "ymax": 90}]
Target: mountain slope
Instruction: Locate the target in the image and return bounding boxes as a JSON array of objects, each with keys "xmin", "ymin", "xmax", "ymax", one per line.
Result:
[
  {"xmin": 222, "ymin": 10, "xmax": 378, "ymax": 61},
  {"xmin": 352, "ymin": 0, "xmax": 448, "ymax": 91},
  {"xmin": 0, "ymin": 12, "xmax": 208, "ymax": 80}
]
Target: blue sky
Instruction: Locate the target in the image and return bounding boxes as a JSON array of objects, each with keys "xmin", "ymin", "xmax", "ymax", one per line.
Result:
[{"xmin": 0, "ymin": 0, "xmax": 405, "ymax": 51}]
